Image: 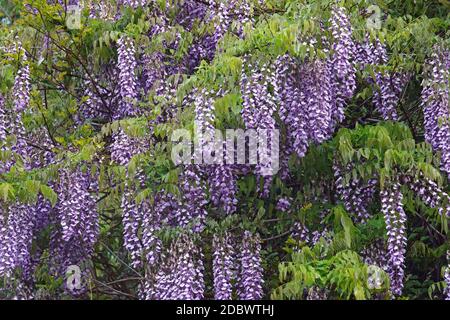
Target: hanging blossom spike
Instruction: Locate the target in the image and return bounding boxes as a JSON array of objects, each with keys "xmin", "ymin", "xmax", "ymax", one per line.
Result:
[
  {"xmin": 176, "ymin": 165, "xmax": 208, "ymax": 232},
  {"xmin": 9, "ymin": 54, "xmax": 32, "ymax": 167},
  {"xmin": 274, "ymin": 55, "xmax": 309, "ymax": 158},
  {"xmin": 193, "ymin": 88, "xmax": 238, "ymax": 215},
  {"xmin": 0, "ymin": 55, "xmax": 37, "ymax": 284},
  {"xmin": 208, "ymin": 165, "xmax": 238, "ymax": 215},
  {"xmin": 381, "ymin": 180, "xmax": 407, "ymax": 296},
  {"xmin": 12, "ymin": 54, "xmax": 30, "ymax": 114},
  {"xmin": 120, "ymin": 184, "xmax": 144, "ymax": 269},
  {"xmin": 334, "ymin": 162, "xmax": 377, "ymax": 223},
  {"xmin": 0, "ymin": 94, "xmax": 8, "ymax": 174},
  {"xmin": 408, "ymin": 176, "xmax": 450, "ymax": 217},
  {"xmin": 276, "ymin": 197, "xmax": 292, "ymax": 212},
  {"xmin": 240, "ymin": 60, "xmax": 277, "ymax": 197},
  {"xmin": 444, "ymin": 251, "xmax": 450, "ymax": 300},
  {"xmin": 154, "ymin": 233, "xmax": 204, "ymax": 300},
  {"xmin": 421, "ymin": 46, "xmax": 450, "ymax": 177},
  {"xmin": 116, "ymin": 36, "xmax": 138, "ymax": 119},
  {"xmin": 213, "ymin": 232, "xmax": 236, "ymax": 300},
  {"xmin": 291, "ymin": 222, "xmax": 310, "ymax": 245},
  {"xmin": 365, "ymin": 39, "xmax": 410, "ymax": 121},
  {"xmin": 329, "ymin": 5, "xmax": 356, "ymax": 127},
  {"xmin": 238, "ymin": 231, "xmax": 264, "ymax": 300},
  {"xmin": 361, "ymin": 239, "xmax": 389, "ymax": 271},
  {"xmin": 50, "ymin": 166, "xmax": 99, "ymax": 294}
]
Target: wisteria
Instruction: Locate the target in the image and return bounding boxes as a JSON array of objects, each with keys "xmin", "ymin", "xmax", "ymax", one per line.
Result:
[
  {"xmin": 334, "ymin": 162, "xmax": 377, "ymax": 223},
  {"xmin": 213, "ymin": 232, "xmax": 235, "ymax": 300},
  {"xmin": 50, "ymin": 167, "xmax": 99, "ymax": 291},
  {"xmin": 421, "ymin": 46, "xmax": 450, "ymax": 176},
  {"xmin": 356, "ymin": 38, "xmax": 409, "ymax": 121},
  {"xmin": 1, "ymin": 0, "xmax": 450, "ymax": 302},
  {"xmin": 153, "ymin": 234, "xmax": 204, "ymax": 300},
  {"xmin": 381, "ymin": 181, "xmax": 407, "ymax": 296},
  {"xmin": 361, "ymin": 239, "xmax": 388, "ymax": 271},
  {"xmin": 445, "ymin": 251, "xmax": 450, "ymax": 300},
  {"xmin": 238, "ymin": 231, "xmax": 263, "ymax": 300},
  {"xmin": 409, "ymin": 176, "xmax": 450, "ymax": 217},
  {"xmin": 116, "ymin": 36, "xmax": 138, "ymax": 119},
  {"xmin": 329, "ymin": 5, "xmax": 356, "ymax": 126},
  {"xmin": 276, "ymin": 197, "xmax": 291, "ymax": 212},
  {"xmin": 208, "ymin": 165, "xmax": 238, "ymax": 215},
  {"xmin": 177, "ymin": 165, "xmax": 208, "ymax": 232}
]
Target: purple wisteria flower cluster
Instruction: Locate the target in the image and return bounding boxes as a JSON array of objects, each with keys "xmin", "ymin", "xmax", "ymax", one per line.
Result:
[
  {"xmin": 2, "ymin": 0, "xmax": 450, "ymax": 301},
  {"xmin": 361, "ymin": 239, "xmax": 388, "ymax": 271},
  {"xmin": 152, "ymin": 233, "xmax": 205, "ymax": 300},
  {"xmin": 213, "ymin": 232, "xmax": 235, "ymax": 300},
  {"xmin": 381, "ymin": 181, "xmax": 407, "ymax": 296},
  {"xmin": 237, "ymin": 231, "xmax": 264, "ymax": 300},
  {"xmin": 445, "ymin": 251, "xmax": 450, "ymax": 300},
  {"xmin": 356, "ymin": 38, "xmax": 410, "ymax": 121},
  {"xmin": 329, "ymin": 5, "xmax": 356, "ymax": 126},
  {"xmin": 334, "ymin": 162, "xmax": 377, "ymax": 223},
  {"xmin": 421, "ymin": 46, "xmax": 450, "ymax": 177}
]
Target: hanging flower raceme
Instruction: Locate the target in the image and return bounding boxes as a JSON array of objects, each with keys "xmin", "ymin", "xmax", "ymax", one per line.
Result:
[
  {"xmin": 153, "ymin": 233, "xmax": 204, "ymax": 300},
  {"xmin": 110, "ymin": 127, "xmax": 147, "ymax": 166},
  {"xmin": 213, "ymin": 232, "xmax": 236, "ymax": 300},
  {"xmin": 0, "ymin": 94, "xmax": 8, "ymax": 173},
  {"xmin": 176, "ymin": 165, "xmax": 208, "ymax": 232},
  {"xmin": 0, "ymin": 57, "xmax": 38, "ymax": 284},
  {"xmin": 409, "ymin": 177, "xmax": 450, "ymax": 217},
  {"xmin": 208, "ymin": 165, "xmax": 238, "ymax": 215},
  {"xmin": 116, "ymin": 36, "xmax": 138, "ymax": 119},
  {"xmin": 445, "ymin": 251, "xmax": 450, "ymax": 300},
  {"xmin": 12, "ymin": 56, "xmax": 30, "ymax": 114},
  {"xmin": 240, "ymin": 59, "xmax": 277, "ymax": 197},
  {"xmin": 50, "ymin": 166, "xmax": 99, "ymax": 293},
  {"xmin": 334, "ymin": 162, "xmax": 377, "ymax": 223},
  {"xmin": 361, "ymin": 239, "xmax": 388, "ymax": 271},
  {"xmin": 193, "ymin": 88, "xmax": 238, "ymax": 215},
  {"xmin": 274, "ymin": 53, "xmax": 335, "ymax": 159},
  {"xmin": 120, "ymin": 184, "xmax": 144, "ymax": 269},
  {"xmin": 0, "ymin": 203, "xmax": 35, "ymax": 277},
  {"xmin": 357, "ymin": 38, "xmax": 409, "ymax": 121},
  {"xmin": 238, "ymin": 231, "xmax": 264, "ymax": 300},
  {"xmin": 274, "ymin": 55, "xmax": 309, "ymax": 158},
  {"xmin": 291, "ymin": 222, "xmax": 310, "ymax": 244},
  {"xmin": 307, "ymin": 287, "xmax": 329, "ymax": 300},
  {"xmin": 421, "ymin": 46, "xmax": 450, "ymax": 176},
  {"xmin": 329, "ymin": 5, "xmax": 356, "ymax": 126},
  {"xmin": 183, "ymin": 0, "xmax": 236, "ymax": 73},
  {"xmin": 10, "ymin": 57, "xmax": 32, "ymax": 167},
  {"xmin": 381, "ymin": 180, "xmax": 407, "ymax": 296}
]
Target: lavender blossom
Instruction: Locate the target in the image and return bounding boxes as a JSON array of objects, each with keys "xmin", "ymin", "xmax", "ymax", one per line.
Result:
[
  {"xmin": 154, "ymin": 234, "xmax": 204, "ymax": 300},
  {"xmin": 213, "ymin": 232, "xmax": 235, "ymax": 300},
  {"xmin": 329, "ymin": 5, "xmax": 356, "ymax": 126},
  {"xmin": 116, "ymin": 36, "xmax": 138, "ymax": 119},
  {"xmin": 381, "ymin": 181, "xmax": 407, "ymax": 296},
  {"xmin": 421, "ymin": 46, "xmax": 450, "ymax": 176},
  {"xmin": 445, "ymin": 251, "xmax": 450, "ymax": 300},
  {"xmin": 276, "ymin": 197, "xmax": 291, "ymax": 212},
  {"xmin": 238, "ymin": 231, "xmax": 264, "ymax": 300}
]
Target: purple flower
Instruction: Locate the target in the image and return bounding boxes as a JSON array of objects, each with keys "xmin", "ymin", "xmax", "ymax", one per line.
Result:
[
  {"xmin": 381, "ymin": 181, "xmax": 407, "ymax": 296},
  {"xmin": 153, "ymin": 234, "xmax": 204, "ymax": 300},
  {"xmin": 213, "ymin": 232, "xmax": 236, "ymax": 300},
  {"xmin": 421, "ymin": 46, "xmax": 450, "ymax": 177},
  {"xmin": 237, "ymin": 231, "xmax": 264, "ymax": 300},
  {"xmin": 329, "ymin": 5, "xmax": 356, "ymax": 126}
]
